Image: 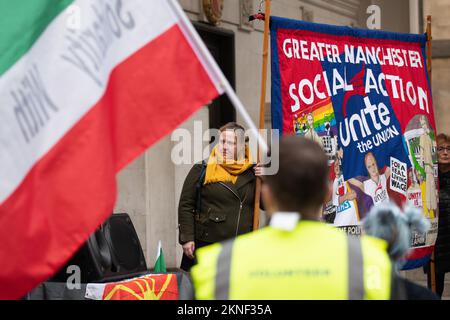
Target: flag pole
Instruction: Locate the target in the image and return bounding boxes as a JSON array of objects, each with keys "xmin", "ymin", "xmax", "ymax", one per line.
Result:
[
  {"xmin": 167, "ymin": 0, "xmax": 268, "ymax": 154},
  {"xmin": 426, "ymin": 14, "xmax": 437, "ymax": 294},
  {"xmin": 253, "ymin": 0, "xmax": 271, "ymax": 230}
]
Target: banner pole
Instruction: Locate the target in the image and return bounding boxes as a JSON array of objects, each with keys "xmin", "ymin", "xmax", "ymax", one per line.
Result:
[
  {"xmin": 253, "ymin": 0, "xmax": 271, "ymax": 231},
  {"xmin": 426, "ymin": 14, "xmax": 437, "ymax": 294}
]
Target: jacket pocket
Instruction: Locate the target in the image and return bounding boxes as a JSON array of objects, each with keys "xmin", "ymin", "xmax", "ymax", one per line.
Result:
[
  {"xmin": 209, "ymin": 212, "xmax": 227, "ymax": 223},
  {"xmin": 195, "ymin": 223, "xmax": 206, "ymax": 239},
  {"xmin": 195, "ymin": 207, "xmax": 211, "ymax": 224}
]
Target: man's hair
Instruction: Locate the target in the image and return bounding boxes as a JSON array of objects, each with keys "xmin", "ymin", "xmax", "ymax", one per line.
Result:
[
  {"xmin": 437, "ymin": 133, "xmax": 450, "ymax": 145},
  {"xmin": 264, "ymin": 136, "xmax": 328, "ymax": 214}
]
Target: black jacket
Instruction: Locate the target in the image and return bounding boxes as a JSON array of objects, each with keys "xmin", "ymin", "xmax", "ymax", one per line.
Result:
[
  {"xmin": 178, "ymin": 162, "xmax": 257, "ymax": 245},
  {"xmin": 435, "ymin": 170, "xmax": 450, "ymax": 273}
]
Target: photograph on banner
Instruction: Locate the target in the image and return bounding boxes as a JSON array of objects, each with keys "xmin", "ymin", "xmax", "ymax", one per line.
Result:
[{"xmin": 270, "ymin": 17, "xmax": 438, "ymax": 268}]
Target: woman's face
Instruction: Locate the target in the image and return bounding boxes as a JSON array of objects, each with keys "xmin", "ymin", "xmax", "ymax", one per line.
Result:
[
  {"xmin": 437, "ymin": 139, "xmax": 450, "ymax": 165},
  {"xmin": 217, "ymin": 130, "xmax": 245, "ymax": 162}
]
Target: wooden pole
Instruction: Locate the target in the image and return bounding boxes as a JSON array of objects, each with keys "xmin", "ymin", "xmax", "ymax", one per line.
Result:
[
  {"xmin": 426, "ymin": 15, "xmax": 437, "ymax": 294},
  {"xmin": 253, "ymin": 0, "xmax": 271, "ymax": 230}
]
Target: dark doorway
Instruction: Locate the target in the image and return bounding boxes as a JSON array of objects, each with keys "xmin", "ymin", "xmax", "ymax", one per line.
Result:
[{"xmin": 194, "ymin": 22, "xmax": 236, "ymax": 131}]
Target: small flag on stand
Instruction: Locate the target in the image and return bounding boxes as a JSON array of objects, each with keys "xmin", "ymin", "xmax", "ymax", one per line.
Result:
[{"xmin": 154, "ymin": 241, "xmax": 167, "ymax": 273}]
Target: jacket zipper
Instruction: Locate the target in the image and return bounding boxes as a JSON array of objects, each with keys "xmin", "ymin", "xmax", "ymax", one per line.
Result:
[{"xmin": 219, "ymin": 182, "xmax": 243, "ymax": 237}]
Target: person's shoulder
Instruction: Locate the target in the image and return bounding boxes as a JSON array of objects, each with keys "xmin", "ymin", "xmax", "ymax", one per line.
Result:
[
  {"xmin": 360, "ymin": 234, "xmax": 391, "ymax": 266},
  {"xmin": 190, "ymin": 242, "xmax": 222, "ymax": 300},
  {"xmin": 192, "ymin": 233, "xmax": 261, "ymax": 278},
  {"xmin": 196, "ymin": 228, "xmax": 271, "ymax": 260},
  {"xmin": 193, "ymin": 160, "xmax": 207, "ymax": 169},
  {"xmin": 237, "ymin": 226, "xmax": 272, "ymax": 242},
  {"xmin": 195, "ymin": 241, "xmax": 222, "ymax": 262},
  {"xmin": 304, "ymin": 220, "xmax": 338, "ymax": 231},
  {"xmin": 187, "ymin": 161, "xmax": 207, "ymax": 175},
  {"xmin": 218, "ymin": 227, "xmax": 275, "ymax": 253}
]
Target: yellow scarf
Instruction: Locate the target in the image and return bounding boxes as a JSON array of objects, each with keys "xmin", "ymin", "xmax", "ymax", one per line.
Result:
[{"xmin": 204, "ymin": 144, "xmax": 253, "ymax": 185}]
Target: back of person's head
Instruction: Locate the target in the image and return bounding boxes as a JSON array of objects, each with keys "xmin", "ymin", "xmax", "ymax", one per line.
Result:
[
  {"xmin": 362, "ymin": 203, "xmax": 430, "ymax": 268},
  {"xmin": 263, "ymin": 136, "xmax": 328, "ymax": 219}
]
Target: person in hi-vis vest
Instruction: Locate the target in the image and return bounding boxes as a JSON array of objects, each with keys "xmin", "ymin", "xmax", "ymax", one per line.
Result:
[{"xmin": 191, "ymin": 137, "xmax": 401, "ymax": 300}]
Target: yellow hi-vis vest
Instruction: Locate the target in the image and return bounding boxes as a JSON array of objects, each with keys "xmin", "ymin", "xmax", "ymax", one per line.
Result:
[{"xmin": 191, "ymin": 220, "xmax": 393, "ymax": 300}]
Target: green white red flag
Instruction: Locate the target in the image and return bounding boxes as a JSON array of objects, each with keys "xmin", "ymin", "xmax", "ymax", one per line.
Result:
[{"xmin": 0, "ymin": 0, "xmax": 223, "ymax": 299}]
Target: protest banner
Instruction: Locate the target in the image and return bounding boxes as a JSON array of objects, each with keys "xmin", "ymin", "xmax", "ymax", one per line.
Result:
[{"xmin": 270, "ymin": 17, "xmax": 438, "ymax": 269}]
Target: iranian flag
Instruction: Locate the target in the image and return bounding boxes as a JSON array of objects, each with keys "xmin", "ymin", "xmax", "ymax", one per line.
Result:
[{"xmin": 0, "ymin": 0, "xmax": 225, "ymax": 299}]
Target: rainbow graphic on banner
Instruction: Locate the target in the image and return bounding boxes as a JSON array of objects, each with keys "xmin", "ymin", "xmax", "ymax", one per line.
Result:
[{"xmin": 292, "ymin": 99, "xmax": 337, "ymax": 136}]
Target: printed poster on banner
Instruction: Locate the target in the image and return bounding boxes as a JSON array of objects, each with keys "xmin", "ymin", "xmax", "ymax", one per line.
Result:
[{"xmin": 270, "ymin": 17, "xmax": 438, "ymax": 269}]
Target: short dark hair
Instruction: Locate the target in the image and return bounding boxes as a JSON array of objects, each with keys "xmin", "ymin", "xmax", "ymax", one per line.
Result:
[{"xmin": 264, "ymin": 136, "xmax": 328, "ymax": 215}]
